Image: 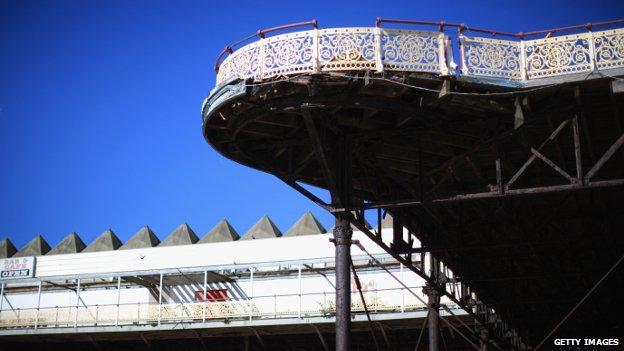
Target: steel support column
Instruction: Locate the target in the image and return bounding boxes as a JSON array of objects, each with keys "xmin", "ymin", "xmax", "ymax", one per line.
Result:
[
  {"xmin": 333, "ymin": 214, "xmax": 353, "ymax": 351},
  {"xmin": 423, "ymin": 284, "xmax": 440, "ymax": 351},
  {"xmin": 332, "ymin": 132, "xmax": 353, "ymax": 351}
]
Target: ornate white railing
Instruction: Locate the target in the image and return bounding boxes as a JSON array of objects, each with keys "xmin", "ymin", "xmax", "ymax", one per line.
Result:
[
  {"xmin": 216, "ymin": 28, "xmax": 452, "ymax": 85},
  {"xmin": 215, "ymin": 26, "xmax": 624, "ymax": 85},
  {"xmin": 460, "ymin": 28, "xmax": 624, "ymax": 80}
]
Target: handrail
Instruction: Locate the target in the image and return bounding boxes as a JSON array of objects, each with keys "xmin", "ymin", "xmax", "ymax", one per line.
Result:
[
  {"xmin": 521, "ymin": 18, "xmax": 624, "ymax": 38},
  {"xmin": 212, "ymin": 19, "xmax": 624, "ymax": 85},
  {"xmin": 0, "ymin": 285, "xmax": 448, "ymax": 330},
  {"xmin": 375, "ymin": 18, "xmax": 463, "ymax": 32},
  {"xmin": 257, "ymin": 19, "xmax": 318, "ymax": 38},
  {"xmin": 215, "ymin": 19, "xmax": 318, "ymax": 73}
]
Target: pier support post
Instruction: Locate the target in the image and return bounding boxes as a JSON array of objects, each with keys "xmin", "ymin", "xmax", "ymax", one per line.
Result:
[
  {"xmin": 333, "ymin": 214, "xmax": 352, "ymax": 351},
  {"xmin": 423, "ymin": 284, "xmax": 440, "ymax": 351}
]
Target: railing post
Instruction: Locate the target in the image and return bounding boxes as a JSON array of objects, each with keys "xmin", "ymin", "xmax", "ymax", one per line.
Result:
[
  {"xmin": 298, "ymin": 264, "xmax": 302, "ymax": 318},
  {"xmin": 34, "ymin": 281, "xmax": 42, "ymax": 329},
  {"xmin": 587, "ymin": 31, "xmax": 597, "ymax": 71},
  {"xmin": 158, "ymin": 273, "xmax": 163, "ymax": 325},
  {"xmin": 313, "ymin": 28, "xmax": 321, "ymax": 73},
  {"xmin": 0, "ymin": 282, "xmax": 5, "ymax": 323},
  {"xmin": 202, "ymin": 270, "xmax": 207, "ymax": 323},
  {"xmin": 74, "ymin": 279, "xmax": 80, "ymax": 328},
  {"xmin": 249, "ymin": 267, "xmax": 254, "ymax": 321},
  {"xmin": 95, "ymin": 304, "xmax": 99, "ymax": 326},
  {"xmin": 115, "ymin": 276, "xmax": 121, "ymax": 326},
  {"xmin": 519, "ymin": 40, "xmax": 528, "ymax": 80},
  {"xmin": 137, "ymin": 302, "xmax": 141, "ymax": 324},
  {"xmin": 55, "ymin": 306, "xmax": 59, "ymax": 327},
  {"xmin": 438, "ymin": 33, "xmax": 449, "ymax": 75},
  {"xmin": 258, "ymin": 38, "xmax": 265, "ymax": 80},
  {"xmin": 459, "ymin": 35, "xmax": 467, "ymax": 75},
  {"xmin": 400, "ymin": 264, "xmax": 405, "ymax": 313},
  {"xmin": 374, "ymin": 27, "xmax": 384, "ymax": 73}
]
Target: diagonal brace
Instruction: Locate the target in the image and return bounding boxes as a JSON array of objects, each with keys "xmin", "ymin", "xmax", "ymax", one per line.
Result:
[
  {"xmin": 302, "ymin": 107, "xmax": 338, "ymax": 200},
  {"xmin": 506, "ymin": 119, "xmax": 569, "ymax": 190},
  {"xmin": 585, "ymin": 133, "xmax": 624, "ymax": 183},
  {"xmin": 531, "ymin": 148, "xmax": 575, "ymax": 183}
]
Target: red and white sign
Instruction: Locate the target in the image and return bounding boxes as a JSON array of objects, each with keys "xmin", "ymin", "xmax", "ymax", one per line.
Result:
[{"xmin": 0, "ymin": 257, "xmax": 35, "ymax": 279}]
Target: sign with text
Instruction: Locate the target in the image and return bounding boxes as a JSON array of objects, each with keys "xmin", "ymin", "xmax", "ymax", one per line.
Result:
[{"xmin": 0, "ymin": 257, "xmax": 35, "ymax": 279}]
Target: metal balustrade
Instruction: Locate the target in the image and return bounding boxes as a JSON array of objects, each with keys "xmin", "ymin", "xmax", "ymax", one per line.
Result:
[
  {"xmin": 214, "ymin": 23, "xmax": 624, "ymax": 86},
  {"xmin": 0, "ymin": 286, "xmax": 459, "ymax": 330}
]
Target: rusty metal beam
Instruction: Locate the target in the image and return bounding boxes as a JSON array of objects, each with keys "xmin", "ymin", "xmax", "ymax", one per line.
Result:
[
  {"xmin": 311, "ymin": 324, "xmax": 330, "ymax": 351},
  {"xmin": 506, "ymin": 119, "xmax": 569, "ymax": 190},
  {"xmin": 584, "ymin": 132, "xmax": 624, "ymax": 183},
  {"xmin": 531, "ymin": 148, "xmax": 575, "ymax": 183},
  {"xmin": 302, "ymin": 107, "xmax": 338, "ymax": 199},
  {"xmin": 345, "ymin": 179, "xmax": 624, "ymax": 211}
]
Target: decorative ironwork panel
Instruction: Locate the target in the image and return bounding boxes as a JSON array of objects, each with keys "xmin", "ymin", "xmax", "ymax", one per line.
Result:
[
  {"xmin": 594, "ymin": 28, "xmax": 624, "ymax": 70},
  {"xmin": 318, "ymin": 28, "xmax": 377, "ymax": 71},
  {"xmin": 215, "ymin": 25, "xmax": 624, "ymax": 86},
  {"xmin": 381, "ymin": 29, "xmax": 442, "ymax": 73},
  {"xmin": 216, "ymin": 42, "xmax": 261, "ymax": 85},
  {"xmin": 460, "ymin": 36, "xmax": 521, "ymax": 79},
  {"xmin": 262, "ymin": 30, "xmax": 317, "ymax": 79},
  {"xmin": 525, "ymin": 34, "xmax": 592, "ymax": 79}
]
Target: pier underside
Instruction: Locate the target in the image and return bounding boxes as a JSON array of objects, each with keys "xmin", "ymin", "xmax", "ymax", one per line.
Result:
[{"xmin": 203, "ymin": 72, "xmax": 624, "ymax": 345}]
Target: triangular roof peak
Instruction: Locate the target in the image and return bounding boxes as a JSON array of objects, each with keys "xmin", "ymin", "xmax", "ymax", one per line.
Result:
[
  {"xmin": 14, "ymin": 235, "xmax": 51, "ymax": 257},
  {"xmin": 199, "ymin": 219, "xmax": 240, "ymax": 243},
  {"xmin": 159, "ymin": 222, "xmax": 199, "ymax": 247},
  {"xmin": 381, "ymin": 212, "xmax": 394, "ymax": 229},
  {"xmin": 82, "ymin": 229, "xmax": 122, "ymax": 253},
  {"xmin": 285, "ymin": 211, "xmax": 327, "ymax": 237},
  {"xmin": 120, "ymin": 226, "xmax": 160, "ymax": 250},
  {"xmin": 241, "ymin": 215, "xmax": 282, "ymax": 240},
  {"xmin": 48, "ymin": 232, "xmax": 86, "ymax": 255},
  {"xmin": 0, "ymin": 238, "xmax": 17, "ymax": 258}
]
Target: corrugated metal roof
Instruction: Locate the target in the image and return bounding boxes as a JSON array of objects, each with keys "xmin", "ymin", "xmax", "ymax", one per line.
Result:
[
  {"xmin": 47, "ymin": 232, "xmax": 86, "ymax": 255},
  {"xmin": 14, "ymin": 235, "xmax": 51, "ymax": 257},
  {"xmin": 199, "ymin": 219, "xmax": 239, "ymax": 243},
  {"xmin": 82, "ymin": 229, "xmax": 122, "ymax": 253},
  {"xmin": 284, "ymin": 212, "xmax": 326, "ymax": 236},
  {"xmin": 160, "ymin": 223, "xmax": 199, "ymax": 246},
  {"xmin": 0, "ymin": 238, "xmax": 17, "ymax": 258},
  {"xmin": 120, "ymin": 226, "xmax": 160, "ymax": 250},
  {"xmin": 240, "ymin": 216, "xmax": 282, "ymax": 240}
]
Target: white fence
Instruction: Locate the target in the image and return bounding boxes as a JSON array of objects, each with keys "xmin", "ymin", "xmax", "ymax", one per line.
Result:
[
  {"xmin": 0, "ymin": 286, "xmax": 458, "ymax": 329},
  {"xmin": 216, "ymin": 26, "xmax": 624, "ymax": 85},
  {"xmin": 217, "ymin": 27, "xmax": 452, "ymax": 85}
]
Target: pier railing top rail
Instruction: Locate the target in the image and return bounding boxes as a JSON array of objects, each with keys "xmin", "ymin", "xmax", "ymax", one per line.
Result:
[{"xmin": 212, "ymin": 18, "xmax": 624, "ymax": 86}]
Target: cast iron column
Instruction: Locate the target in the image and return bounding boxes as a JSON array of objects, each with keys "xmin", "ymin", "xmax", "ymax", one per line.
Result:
[
  {"xmin": 423, "ymin": 284, "xmax": 440, "ymax": 351},
  {"xmin": 333, "ymin": 214, "xmax": 352, "ymax": 351},
  {"xmin": 332, "ymin": 133, "xmax": 352, "ymax": 351}
]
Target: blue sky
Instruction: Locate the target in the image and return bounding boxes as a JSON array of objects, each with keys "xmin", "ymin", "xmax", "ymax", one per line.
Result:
[{"xmin": 1, "ymin": 0, "xmax": 622, "ymax": 249}]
